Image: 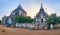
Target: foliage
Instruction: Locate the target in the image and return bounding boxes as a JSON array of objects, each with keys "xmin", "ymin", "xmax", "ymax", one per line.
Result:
[
  {"xmin": 14, "ymin": 16, "xmax": 34, "ymax": 23},
  {"xmin": 58, "ymin": 16, "xmax": 60, "ymax": 23},
  {"xmin": 0, "ymin": 20, "xmax": 1, "ymax": 24},
  {"xmin": 47, "ymin": 13, "xmax": 58, "ymax": 25}
]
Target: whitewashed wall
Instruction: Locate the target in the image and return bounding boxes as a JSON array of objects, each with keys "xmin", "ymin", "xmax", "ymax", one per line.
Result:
[
  {"xmin": 15, "ymin": 23, "xmax": 47, "ymax": 30},
  {"xmin": 16, "ymin": 23, "xmax": 35, "ymax": 29}
]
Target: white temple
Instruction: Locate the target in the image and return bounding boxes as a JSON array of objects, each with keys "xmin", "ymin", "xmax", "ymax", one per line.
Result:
[{"xmin": 34, "ymin": 3, "xmax": 48, "ymax": 24}]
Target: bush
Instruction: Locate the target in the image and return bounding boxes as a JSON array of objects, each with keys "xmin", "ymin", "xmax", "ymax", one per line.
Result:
[
  {"xmin": 14, "ymin": 16, "xmax": 34, "ymax": 23},
  {"xmin": 0, "ymin": 20, "xmax": 1, "ymax": 24}
]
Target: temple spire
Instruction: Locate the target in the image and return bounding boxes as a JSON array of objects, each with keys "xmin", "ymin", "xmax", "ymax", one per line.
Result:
[
  {"xmin": 19, "ymin": 3, "xmax": 20, "ymax": 6},
  {"xmin": 41, "ymin": 3, "xmax": 43, "ymax": 9},
  {"xmin": 17, "ymin": 2, "xmax": 22, "ymax": 9}
]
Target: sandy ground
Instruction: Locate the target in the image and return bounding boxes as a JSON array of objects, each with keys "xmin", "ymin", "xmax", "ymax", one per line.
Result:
[{"xmin": 0, "ymin": 25, "xmax": 60, "ymax": 35}]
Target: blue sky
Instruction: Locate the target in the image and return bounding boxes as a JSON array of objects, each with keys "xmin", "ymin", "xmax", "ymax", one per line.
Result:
[{"xmin": 0, "ymin": 0, "xmax": 60, "ymax": 20}]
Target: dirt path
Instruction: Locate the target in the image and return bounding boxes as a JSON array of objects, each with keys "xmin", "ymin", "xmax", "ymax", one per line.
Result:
[{"xmin": 0, "ymin": 25, "xmax": 60, "ymax": 35}]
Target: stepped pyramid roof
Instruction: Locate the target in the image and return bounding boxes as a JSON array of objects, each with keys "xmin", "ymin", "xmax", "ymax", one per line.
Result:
[
  {"xmin": 13, "ymin": 4, "xmax": 26, "ymax": 13},
  {"xmin": 10, "ymin": 4, "xmax": 27, "ymax": 16}
]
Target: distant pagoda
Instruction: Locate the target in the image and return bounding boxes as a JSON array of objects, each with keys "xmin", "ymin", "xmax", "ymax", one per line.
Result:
[
  {"xmin": 10, "ymin": 4, "xmax": 27, "ymax": 18},
  {"xmin": 2, "ymin": 3, "xmax": 27, "ymax": 24}
]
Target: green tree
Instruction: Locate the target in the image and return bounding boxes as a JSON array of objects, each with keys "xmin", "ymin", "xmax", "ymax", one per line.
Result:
[
  {"xmin": 14, "ymin": 16, "xmax": 33, "ymax": 23},
  {"xmin": 0, "ymin": 20, "xmax": 1, "ymax": 24},
  {"xmin": 58, "ymin": 16, "xmax": 60, "ymax": 23},
  {"xmin": 46, "ymin": 13, "xmax": 58, "ymax": 29}
]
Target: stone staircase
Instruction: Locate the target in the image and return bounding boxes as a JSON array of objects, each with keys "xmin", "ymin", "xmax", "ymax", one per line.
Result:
[{"xmin": 38, "ymin": 23, "xmax": 47, "ymax": 29}]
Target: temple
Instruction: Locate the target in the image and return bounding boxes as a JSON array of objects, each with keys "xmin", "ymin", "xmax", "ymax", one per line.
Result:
[
  {"xmin": 34, "ymin": 3, "xmax": 48, "ymax": 24},
  {"xmin": 2, "ymin": 4, "xmax": 27, "ymax": 24}
]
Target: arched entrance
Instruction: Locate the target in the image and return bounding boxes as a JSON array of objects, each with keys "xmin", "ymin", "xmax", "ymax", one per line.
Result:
[{"xmin": 41, "ymin": 19, "xmax": 43, "ymax": 23}]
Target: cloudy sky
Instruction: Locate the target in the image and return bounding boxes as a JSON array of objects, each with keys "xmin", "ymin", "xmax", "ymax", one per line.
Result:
[{"xmin": 0, "ymin": 0, "xmax": 60, "ymax": 20}]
